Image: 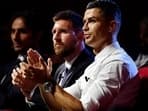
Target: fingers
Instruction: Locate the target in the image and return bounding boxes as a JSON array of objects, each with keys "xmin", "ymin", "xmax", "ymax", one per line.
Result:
[
  {"xmin": 22, "ymin": 70, "xmax": 34, "ymax": 79},
  {"xmin": 19, "ymin": 62, "xmax": 29, "ymax": 71},
  {"xmin": 47, "ymin": 58, "xmax": 52, "ymax": 70},
  {"xmin": 12, "ymin": 68, "xmax": 37, "ymax": 92},
  {"xmin": 27, "ymin": 48, "xmax": 37, "ymax": 65},
  {"xmin": 47, "ymin": 58, "xmax": 53, "ymax": 75},
  {"xmin": 39, "ymin": 56, "xmax": 47, "ymax": 69},
  {"xmin": 27, "ymin": 48, "xmax": 42, "ymax": 66},
  {"xmin": 25, "ymin": 49, "xmax": 53, "ymax": 82},
  {"xmin": 17, "ymin": 62, "xmax": 32, "ymax": 79},
  {"xmin": 11, "ymin": 64, "xmax": 33, "ymax": 86},
  {"xmin": 11, "ymin": 68, "xmax": 23, "ymax": 86}
]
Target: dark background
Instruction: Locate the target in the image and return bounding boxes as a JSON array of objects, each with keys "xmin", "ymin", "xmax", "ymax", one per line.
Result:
[{"xmin": 0, "ymin": 0, "xmax": 148, "ymax": 64}]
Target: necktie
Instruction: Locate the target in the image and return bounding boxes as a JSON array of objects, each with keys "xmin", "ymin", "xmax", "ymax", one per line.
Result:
[{"xmin": 59, "ymin": 67, "xmax": 69, "ymax": 86}]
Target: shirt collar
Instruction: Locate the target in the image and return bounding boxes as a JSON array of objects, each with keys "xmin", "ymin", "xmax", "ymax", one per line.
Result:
[
  {"xmin": 17, "ymin": 54, "xmax": 26, "ymax": 62},
  {"xmin": 95, "ymin": 41, "xmax": 121, "ymax": 60},
  {"xmin": 65, "ymin": 55, "xmax": 78, "ymax": 70}
]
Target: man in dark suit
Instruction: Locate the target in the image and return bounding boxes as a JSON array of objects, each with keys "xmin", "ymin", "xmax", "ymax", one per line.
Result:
[
  {"xmin": 54, "ymin": 49, "xmax": 93, "ymax": 88},
  {"xmin": 52, "ymin": 10, "xmax": 94, "ymax": 88},
  {"xmin": 0, "ymin": 9, "xmax": 52, "ymax": 111}
]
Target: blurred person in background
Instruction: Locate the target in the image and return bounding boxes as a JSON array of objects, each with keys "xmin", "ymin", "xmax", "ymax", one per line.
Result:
[
  {"xmin": 135, "ymin": 16, "xmax": 148, "ymax": 68},
  {"xmin": 0, "ymin": 9, "xmax": 54, "ymax": 111}
]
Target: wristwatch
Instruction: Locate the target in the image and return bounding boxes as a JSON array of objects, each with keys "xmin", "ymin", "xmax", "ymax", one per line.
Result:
[{"xmin": 43, "ymin": 79, "xmax": 56, "ymax": 93}]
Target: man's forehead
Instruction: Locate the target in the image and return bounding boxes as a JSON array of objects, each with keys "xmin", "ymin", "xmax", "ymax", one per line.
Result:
[{"xmin": 83, "ymin": 8, "xmax": 103, "ymax": 19}]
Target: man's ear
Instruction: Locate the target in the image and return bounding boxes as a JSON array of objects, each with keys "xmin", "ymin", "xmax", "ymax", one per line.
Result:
[{"xmin": 108, "ymin": 20, "xmax": 116, "ymax": 33}]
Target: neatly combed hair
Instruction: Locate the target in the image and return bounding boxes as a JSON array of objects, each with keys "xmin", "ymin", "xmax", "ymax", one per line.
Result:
[
  {"xmin": 53, "ymin": 10, "xmax": 83, "ymax": 30},
  {"xmin": 86, "ymin": 0, "xmax": 121, "ymax": 24}
]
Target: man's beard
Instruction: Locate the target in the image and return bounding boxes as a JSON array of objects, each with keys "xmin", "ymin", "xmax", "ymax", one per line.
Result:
[{"xmin": 54, "ymin": 46, "xmax": 75, "ymax": 57}]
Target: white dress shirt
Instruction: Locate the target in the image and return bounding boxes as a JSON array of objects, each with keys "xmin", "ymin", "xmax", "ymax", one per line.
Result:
[{"xmin": 65, "ymin": 41, "xmax": 138, "ymax": 111}]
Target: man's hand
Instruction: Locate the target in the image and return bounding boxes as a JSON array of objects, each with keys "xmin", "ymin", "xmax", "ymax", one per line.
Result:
[
  {"xmin": 27, "ymin": 48, "xmax": 52, "ymax": 82},
  {"xmin": 11, "ymin": 62, "xmax": 39, "ymax": 98},
  {"xmin": 11, "ymin": 48, "xmax": 53, "ymax": 98}
]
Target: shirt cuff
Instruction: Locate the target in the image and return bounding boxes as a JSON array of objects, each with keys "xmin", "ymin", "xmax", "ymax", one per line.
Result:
[
  {"xmin": 29, "ymin": 84, "xmax": 39, "ymax": 98},
  {"xmin": 25, "ymin": 97, "xmax": 35, "ymax": 106},
  {"xmin": 25, "ymin": 84, "xmax": 39, "ymax": 106}
]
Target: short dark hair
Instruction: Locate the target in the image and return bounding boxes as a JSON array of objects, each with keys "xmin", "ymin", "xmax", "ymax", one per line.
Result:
[
  {"xmin": 86, "ymin": 0, "xmax": 121, "ymax": 24},
  {"xmin": 53, "ymin": 10, "xmax": 83, "ymax": 30},
  {"xmin": 10, "ymin": 9, "xmax": 46, "ymax": 32}
]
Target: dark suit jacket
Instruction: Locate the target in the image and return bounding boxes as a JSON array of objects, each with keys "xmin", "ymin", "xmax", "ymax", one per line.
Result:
[
  {"xmin": 0, "ymin": 56, "xmax": 29, "ymax": 111},
  {"xmin": 53, "ymin": 48, "xmax": 94, "ymax": 88}
]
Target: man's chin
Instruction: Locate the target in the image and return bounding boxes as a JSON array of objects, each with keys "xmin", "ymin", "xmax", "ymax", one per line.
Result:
[
  {"xmin": 54, "ymin": 48, "xmax": 63, "ymax": 55},
  {"xmin": 55, "ymin": 51, "xmax": 62, "ymax": 56}
]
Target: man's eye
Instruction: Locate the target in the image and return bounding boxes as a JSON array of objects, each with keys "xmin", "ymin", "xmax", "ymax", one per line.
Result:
[
  {"xmin": 52, "ymin": 30, "xmax": 56, "ymax": 34},
  {"xmin": 19, "ymin": 29, "xmax": 28, "ymax": 33},
  {"xmin": 88, "ymin": 19, "xmax": 96, "ymax": 23}
]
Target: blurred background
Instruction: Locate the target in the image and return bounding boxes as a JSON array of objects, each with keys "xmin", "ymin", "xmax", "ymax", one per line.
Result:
[{"xmin": 0, "ymin": 0, "xmax": 147, "ymax": 63}]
